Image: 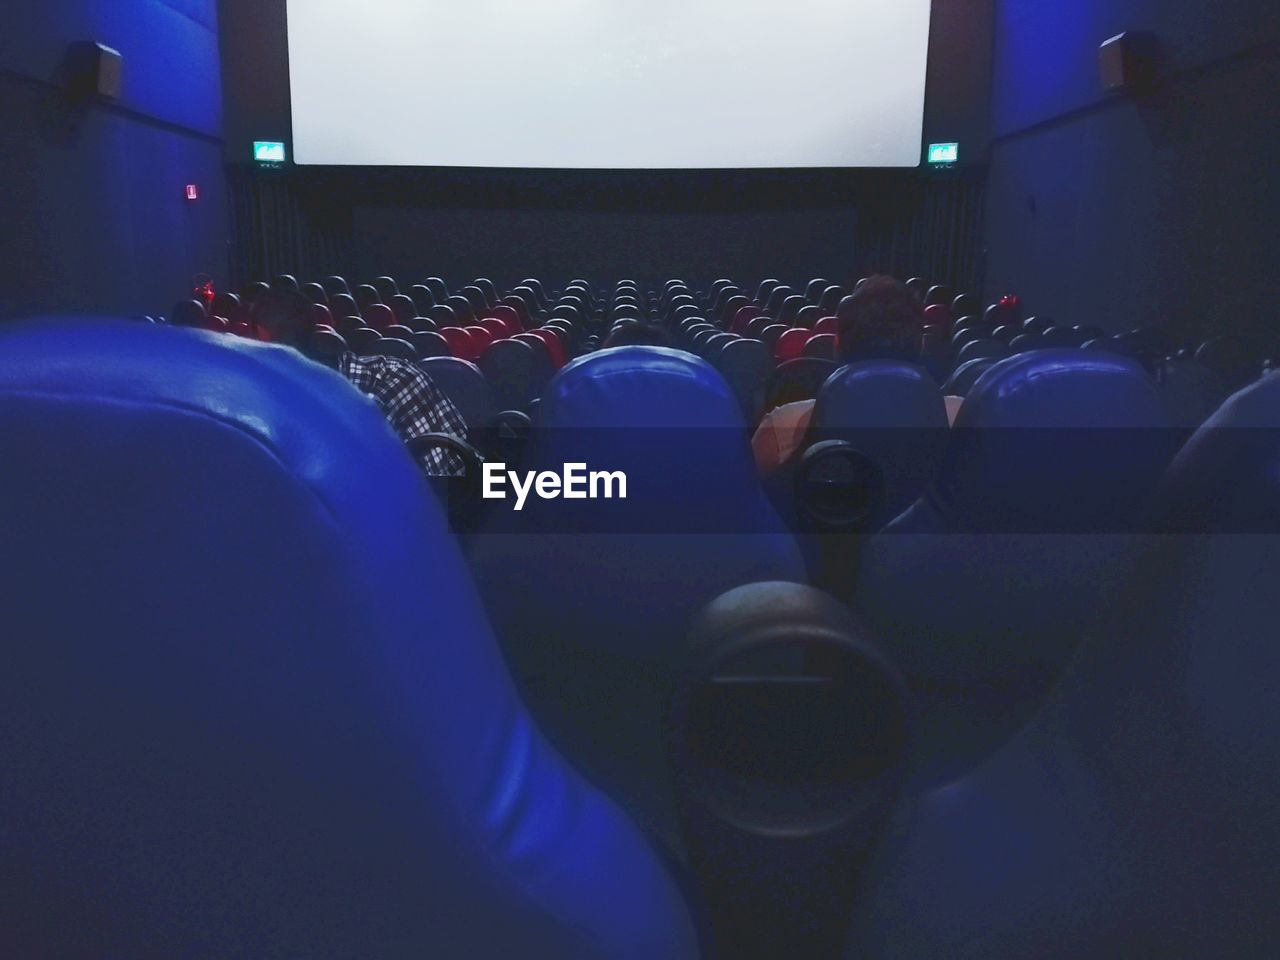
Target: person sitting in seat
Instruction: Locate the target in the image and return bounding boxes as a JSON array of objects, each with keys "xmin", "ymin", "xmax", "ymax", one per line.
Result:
[
  {"xmin": 254, "ymin": 289, "xmax": 466, "ymax": 476},
  {"xmin": 751, "ymin": 276, "xmax": 928, "ymax": 472}
]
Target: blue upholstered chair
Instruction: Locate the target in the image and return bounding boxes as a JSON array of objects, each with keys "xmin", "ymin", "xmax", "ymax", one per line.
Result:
[{"xmin": 0, "ymin": 318, "xmax": 699, "ymax": 959}]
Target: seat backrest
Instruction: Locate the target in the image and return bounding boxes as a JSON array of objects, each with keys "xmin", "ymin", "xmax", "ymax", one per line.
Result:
[
  {"xmin": 1008, "ymin": 332, "xmax": 1042, "ymax": 353},
  {"xmin": 413, "ymin": 329, "xmax": 451, "ymax": 359},
  {"xmin": 847, "ymin": 372, "xmax": 1280, "ymax": 958},
  {"xmin": 388, "ymin": 293, "xmax": 417, "ymax": 325},
  {"xmin": 1040, "ymin": 325, "xmax": 1085, "ymax": 348},
  {"xmin": 423, "ymin": 276, "xmax": 450, "ymax": 302},
  {"xmin": 764, "ymin": 285, "xmax": 794, "ymax": 317},
  {"xmin": 955, "ymin": 337, "xmax": 1011, "ymax": 367},
  {"xmin": 353, "ymin": 283, "xmax": 381, "ymax": 307},
  {"xmin": 779, "ymin": 294, "xmax": 807, "ymax": 323},
  {"xmin": 460, "ymin": 284, "xmax": 489, "ymax": 313},
  {"xmin": 418, "ymin": 356, "xmax": 496, "ymax": 432},
  {"xmin": 718, "ymin": 337, "xmax": 775, "ymax": 422},
  {"xmin": 803, "ymin": 278, "xmax": 831, "ymax": 303},
  {"xmin": 373, "ymin": 337, "xmax": 417, "ymax": 361},
  {"xmin": 774, "ymin": 327, "xmax": 813, "ymax": 363},
  {"xmin": 372, "ymin": 275, "xmax": 399, "ymax": 300},
  {"xmin": 409, "ymin": 284, "xmax": 436, "ymax": 312},
  {"xmin": 526, "ymin": 327, "xmax": 567, "ymax": 368},
  {"xmin": 330, "ymin": 293, "xmax": 360, "ymax": 321},
  {"xmin": 490, "ymin": 304, "xmax": 524, "ymax": 333},
  {"xmin": 472, "ymin": 277, "xmax": 500, "ymax": 304},
  {"xmin": 942, "ymin": 356, "xmax": 996, "ymax": 396},
  {"xmin": 303, "ymin": 327, "xmax": 348, "ymax": 367},
  {"xmin": 361, "ymin": 303, "xmax": 392, "ymax": 331},
  {"xmin": 479, "ymin": 337, "xmax": 551, "ymax": 411},
  {"xmin": 321, "ymin": 275, "xmax": 350, "ymax": 297},
  {"xmin": 817, "ymin": 286, "xmax": 845, "ymax": 314},
  {"xmin": 0, "ymin": 318, "xmax": 698, "ymax": 959},
  {"xmin": 347, "ymin": 326, "xmax": 382, "ymax": 354},
  {"xmin": 802, "ymin": 332, "xmax": 836, "ymax": 360},
  {"xmin": 439, "ymin": 325, "xmax": 480, "ymax": 362},
  {"xmin": 211, "ymin": 291, "xmax": 244, "ymax": 322},
  {"xmin": 951, "ymin": 293, "xmax": 978, "ymax": 318},
  {"xmin": 753, "ymin": 278, "xmax": 781, "ymax": 305},
  {"xmin": 730, "ymin": 304, "xmax": 764, "ymax": 334},
  {"xmin": 761, "ymin": 357, "xmax": 838, "ymax": 414},
  {"xmin": 464, "ymin": 324, "xmax": 495, "ymax": 352},
  {"xmin": 479, "ymin": 316, "xmax": 511, "ymax": 340},
  {"xmin": 806, "ymin": 361, "xmax": 950, "ymax": 526},
  {"xmin": 923, "ymin": 350, "xmax": 1176, "ymax": 535},
  {"xmin": 922, "ymin": 303, "xmax": 951, "ymax": 332},
  {"xmin": 442, "ymin": 295, "xmax": 475, "ymax": 324},
  {"xmin": 852, "ymin": 351, "xmax": 1177, "ymax": 780},
  {"xmin": 469, "ymin": 348, "xmax": 805, "ymax": 838},
  {"xmin": 170, "ymin": 299, "xmax": 207, "ymax": 328}
]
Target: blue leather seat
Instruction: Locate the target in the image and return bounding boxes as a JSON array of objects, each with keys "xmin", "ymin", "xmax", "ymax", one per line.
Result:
[
  {"xmin": 418, "ymin": 355, "xmax": 496, "ymax": 433},
  {"xmin": 851, "ymin": 350, "xmax": 1177, "ymax": 783},
  {"xmin": 801, "ymin": 361, "xmax": 950, "ymax": 530},
  {"xmin": 469, "ymin": 347, "xmax": 805, "ymax": 843},
  {"xmin": 845, "ymin": 372, "xmax": 1280, "ymax": 958},
  {"xmin": 717, "ymin": 336, "xmax": 775, "ymax": 422},
  {"xmin": 0, "ymin": 318, "xmax": 699, "ymax": 959},
  {"xmin": 479, "ymin": 337, "xmax": 552, "ymax": 412}
]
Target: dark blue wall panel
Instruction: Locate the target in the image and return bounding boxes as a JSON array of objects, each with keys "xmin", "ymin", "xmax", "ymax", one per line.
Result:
[
  {"xmin": 0, "ymin": 0, "xmax": 227, "ymax": 319},
  {"xmin": 992, "ymin": 0, "xmax": 1275, "ymax": 135},
  {"xmin": 984, "ymin": 0, "xmax": 1280, "ymax": 343},
  {"xmin": 2, "ymin": 1, "xmax": 221, "ymax": 137}
]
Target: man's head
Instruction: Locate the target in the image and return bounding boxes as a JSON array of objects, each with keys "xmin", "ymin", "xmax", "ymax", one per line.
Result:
[
  {"xmin": 252, "ymin": 289, "xmax": 312, "ymax": 347},
  {"xmin": 835, "ymin": 276, "xmax": 923, "ymax": 364}
]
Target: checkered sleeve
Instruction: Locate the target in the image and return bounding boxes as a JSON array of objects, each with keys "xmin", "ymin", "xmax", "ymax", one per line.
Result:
[{"xmin": 338, "ymin": 353, "xmax": 468, "ymax": 476}]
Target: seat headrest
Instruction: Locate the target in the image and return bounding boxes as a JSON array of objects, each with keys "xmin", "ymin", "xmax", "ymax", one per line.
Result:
[
  {"xmin": 542, "ymin": 346, "xmax": 745, "ymax": 430},
  {"xmin": 805, "ymin": 361, "xmax": 950, "ymax": 528},
  {"xmin": 811, "ymin": 361, "xmax": 948, "ymax": 431},
  {"xmin": 490, "ymin": 345, "xmax": 794, "ymax": 536},
  {"xmin": 471, "ymin": 341, "xmax": 804, "ymax": 643},
  {"xmin": 958, "ymin": 350, "xmax": 1168, "ymax": 429},
  {"xmin": 0, "ymin": 318, "xmax": 696, "ymax": 958},
  {"xmin": 927, "ymin": 350, "xmax": 1176, "ymax": 532}
]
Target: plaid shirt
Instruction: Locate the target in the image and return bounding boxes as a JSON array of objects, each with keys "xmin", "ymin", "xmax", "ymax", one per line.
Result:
[{"xmin": 338, "ymin": 352, "xmax": 468, "ymax": 476}]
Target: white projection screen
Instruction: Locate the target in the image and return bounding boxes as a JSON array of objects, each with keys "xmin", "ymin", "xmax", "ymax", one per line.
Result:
[{"xmin": 286, "ymin": 0, "xmax": 933, "ymax": 169}]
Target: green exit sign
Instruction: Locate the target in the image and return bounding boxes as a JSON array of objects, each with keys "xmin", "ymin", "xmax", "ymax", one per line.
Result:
[
  {"xmin": 253, "ymin": 141, "xmax": 287, "ymax": 164},
  {"xmin": 928, "ymin": 142, "xmax": 959, "ymax": 165}
]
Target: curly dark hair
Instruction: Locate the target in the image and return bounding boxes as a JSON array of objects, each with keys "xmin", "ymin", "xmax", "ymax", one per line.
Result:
[{"xmin": 834, "ymin": 275, "xmax": 923, "ymax": 363}]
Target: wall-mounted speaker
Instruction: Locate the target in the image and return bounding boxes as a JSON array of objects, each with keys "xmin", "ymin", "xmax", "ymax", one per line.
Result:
[
  {"xmin": 1099, "ymin": 32, "xmax": 1160, "ymax": 94},
  {"xmin": 65, "ymin": 42, "xmax": 123, "ymax": 101}
]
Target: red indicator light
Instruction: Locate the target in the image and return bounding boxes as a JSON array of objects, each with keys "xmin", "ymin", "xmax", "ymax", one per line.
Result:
[{"xmin": 185, "ymin": 184, "xmax": 199, "ymax": 201}]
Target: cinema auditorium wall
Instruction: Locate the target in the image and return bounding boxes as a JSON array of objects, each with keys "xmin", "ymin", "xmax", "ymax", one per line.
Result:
[
  {"xmin": 218, "ymin": 0, "xmax": 994, "ymax": 290},
  {"xmin": 0, "ymin": 1, "xmax": 228, "ymax": 319},
  {"xmin": 982, "ymin": 0, "xmax": 1280, "ymax": 343}
]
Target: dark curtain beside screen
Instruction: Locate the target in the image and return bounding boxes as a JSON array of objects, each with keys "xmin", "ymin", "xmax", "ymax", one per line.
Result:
[
  {"xmin": 227, "ymin": 166, "xmax": 353, "ymax": 289},
  {"xmin": 853, "ymin": 168, "xmax": 986, "ymax": 292}
]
